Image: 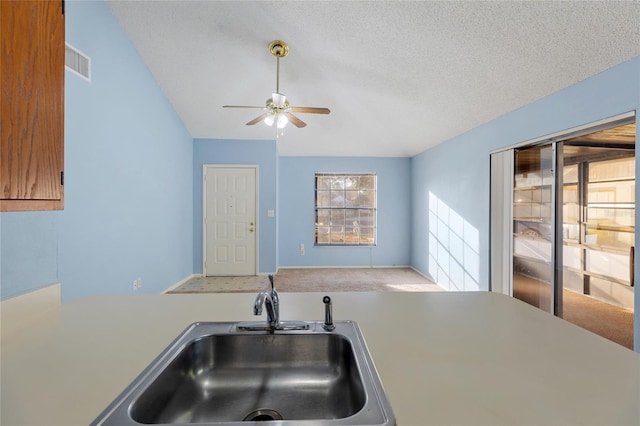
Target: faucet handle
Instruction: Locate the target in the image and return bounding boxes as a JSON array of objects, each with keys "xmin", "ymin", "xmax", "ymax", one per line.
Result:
[
  {"xmin": 268, "ymin": 274, "xmax": 275, "ymax": 291},
  {"xmin": 253, "ymin": 292, "xmax": 266, "ymax": 315}
]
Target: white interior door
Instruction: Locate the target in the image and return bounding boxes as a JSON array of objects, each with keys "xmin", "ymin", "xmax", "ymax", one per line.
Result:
[{"xmin": 204, "ymin": 166, "xmax": 257, "ymax": 276}]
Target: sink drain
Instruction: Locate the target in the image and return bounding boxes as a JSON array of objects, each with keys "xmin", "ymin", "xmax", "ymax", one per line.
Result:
[{"xmin": 243, "ymin": 408, "xmax": 284, "ymax": 422}]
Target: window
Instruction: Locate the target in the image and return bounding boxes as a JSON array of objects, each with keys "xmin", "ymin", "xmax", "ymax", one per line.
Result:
[{"xmin": 315, "ymin": 173, "xmax": 377, "ymax": 245}]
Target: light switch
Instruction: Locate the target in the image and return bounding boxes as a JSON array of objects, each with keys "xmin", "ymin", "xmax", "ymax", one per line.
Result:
[{"xmin": 267, "ymin": 209, "xmax": 275, "ymax": 217}]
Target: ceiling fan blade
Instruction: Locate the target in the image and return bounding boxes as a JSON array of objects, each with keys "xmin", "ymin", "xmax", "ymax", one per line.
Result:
[
  {"xmin": 290, "ymin": 106, "xmax": 331, "ymax": 115},
  {"xmin": 223, "ymin": 105, "xmax": 265, "ymax": 109},
  {"xmin": 284, "ymin": 112, "xmax": 307, "ymax": 128},
  {"xmin": 246, "ymin": 113, "xmax": 270, "ymax": 126}
]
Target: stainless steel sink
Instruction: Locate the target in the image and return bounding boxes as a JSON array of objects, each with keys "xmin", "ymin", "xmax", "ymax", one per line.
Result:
[{"xmin": 92, "ymin": 321, "xmax": 395, "ymax": 425}]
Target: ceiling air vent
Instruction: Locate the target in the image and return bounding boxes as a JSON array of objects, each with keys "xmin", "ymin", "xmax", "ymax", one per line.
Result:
[{"xmin": 65, "ymin": 43, "xmax": 91, "ymax": 82}]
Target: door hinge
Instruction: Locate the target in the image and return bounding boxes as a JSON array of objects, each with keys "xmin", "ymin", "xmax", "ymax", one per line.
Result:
[
  {"xmin": 62, "ymin": 0, "xmax": 65, "ymax": 15},
  {"xmin": 60, "ymin": 171, "xmax": 64, "ymax": 186}
]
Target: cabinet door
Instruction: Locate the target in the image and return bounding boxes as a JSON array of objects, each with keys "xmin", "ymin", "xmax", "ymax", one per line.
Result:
[{"xmin": 1, "ymin": 0, "xmax": 65, "ymax": 211}]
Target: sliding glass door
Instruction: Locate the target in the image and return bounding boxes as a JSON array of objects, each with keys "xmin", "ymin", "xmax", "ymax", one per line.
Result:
[
  {"xmin": 560, "ymin": 137, "xmax": 635, "ymax": 348},
  {"xmin": 512, "ymin": 144, "xmax": 557, "ymax": 313},
  {"xmin": 491, "ymin": 117, "xmax": 636, "ymax": 349}
]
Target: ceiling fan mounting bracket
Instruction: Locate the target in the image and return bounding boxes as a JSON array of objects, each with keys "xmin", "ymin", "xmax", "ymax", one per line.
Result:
[{"xmin": 269, "ymin": 40, "xmax": 289, "ymax": 58}]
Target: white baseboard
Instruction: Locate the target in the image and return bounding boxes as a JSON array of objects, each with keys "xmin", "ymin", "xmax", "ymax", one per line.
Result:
[
  {"xmin": 276, "ymin": 265, "xmax": 411, "ymax": 270},
  {"xmin": 1, "ymin": 283, "xmax": 61, "ymax": 338},
  {"xmin": 409, "ymin": 266, "xmax": 446, "ymax": 289},
  {"xmin": 409, "ymin": 266, "xmax": 434, "ymax": 280},
  {"xmin": 163, "ymin": 274, "xmax": 202, "ymax": 294}
]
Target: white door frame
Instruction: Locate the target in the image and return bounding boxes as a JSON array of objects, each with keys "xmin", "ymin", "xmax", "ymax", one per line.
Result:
[{"xmin": 202, "ymin": 164, "xmax": 259, "ymax": 276}]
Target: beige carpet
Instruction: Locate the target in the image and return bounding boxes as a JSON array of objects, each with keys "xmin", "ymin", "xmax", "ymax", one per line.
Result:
[{"xmin": 168, "ymin": 268, "xmax": 443, "ymax": 294}]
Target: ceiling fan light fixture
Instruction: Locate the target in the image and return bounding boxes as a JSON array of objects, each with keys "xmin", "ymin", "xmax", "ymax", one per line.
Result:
[
  {"xmin": 263, "ymin": 114, "xmax": 275, "ymax": 126},
  {"xmin": 277, "ymin": 114, "xmax": 289, "ymax": 129}
]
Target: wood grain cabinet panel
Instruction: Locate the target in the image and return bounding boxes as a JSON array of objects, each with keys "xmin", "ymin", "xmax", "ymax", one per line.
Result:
[{"xmin": 1, "ymin": 0, "xmax": 65, "ymax": 211}]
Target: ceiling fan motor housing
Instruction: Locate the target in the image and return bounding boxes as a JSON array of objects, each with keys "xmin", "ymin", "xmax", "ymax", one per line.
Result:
[{"xmin": 270, "ymin": 92, "xmax": 288, "ymax": 108}]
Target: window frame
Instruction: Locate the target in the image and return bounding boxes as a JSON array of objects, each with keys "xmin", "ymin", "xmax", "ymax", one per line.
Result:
[{"xmin": 314, "ymin": 172, "xmax": 377, "ymax": 246}]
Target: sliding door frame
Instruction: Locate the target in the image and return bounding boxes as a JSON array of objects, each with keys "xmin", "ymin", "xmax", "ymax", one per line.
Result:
[
  {"xmin": 551, "ymin": 141, "xmax": 564, "ymax": 317},
  {"xmin": 490, "ymin": 149, "xmax": 514, "ymax": 296}
]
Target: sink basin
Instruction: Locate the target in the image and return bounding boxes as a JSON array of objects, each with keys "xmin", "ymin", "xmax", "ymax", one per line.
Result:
[
  {"xmin": 132, "ymin": 333, "xmax": 364, "ymax": 423},
  {"xmin": 92, "ymin": 321, "xmax": 395, "ymax": 425}
]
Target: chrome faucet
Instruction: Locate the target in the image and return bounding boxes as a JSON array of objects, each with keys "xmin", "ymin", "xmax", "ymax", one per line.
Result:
[
  {"xmin": 238, "ymin": 274, "xmax": 309, "ymax": 331},
  {"xmin": 254, "ymin": 274, "xmax": 279, "ymax": 329}
]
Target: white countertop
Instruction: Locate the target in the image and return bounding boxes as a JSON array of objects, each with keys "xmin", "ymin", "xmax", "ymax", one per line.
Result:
[{"xmin": 1, "ymin": 291, "xmax": 638, "ymax": 425}]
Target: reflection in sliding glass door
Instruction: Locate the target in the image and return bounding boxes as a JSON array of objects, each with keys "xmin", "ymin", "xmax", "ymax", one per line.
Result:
[{"xmin": 512, "ymin": 144, "xmax": 555, "ymax": 313}]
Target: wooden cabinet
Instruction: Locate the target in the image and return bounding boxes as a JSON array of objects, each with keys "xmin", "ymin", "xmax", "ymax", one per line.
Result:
[{"xmin": 1, "ymin": 0, "xmax": 65, "ymax": 211}]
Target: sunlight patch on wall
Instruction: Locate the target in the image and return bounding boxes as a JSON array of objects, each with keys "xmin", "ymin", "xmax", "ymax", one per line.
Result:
[{"xmin": 428, "ymin": 192, "xmax": 480, "ymax": 291}]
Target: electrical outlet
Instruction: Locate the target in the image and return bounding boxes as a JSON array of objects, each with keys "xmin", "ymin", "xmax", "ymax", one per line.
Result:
[
  {"xmin": 133, "ymin": 277, "xmax": 142, "ymax": 290},
  {"xmin": 300, "ymin": 243, "xmax": 305, "ymax": 256}
]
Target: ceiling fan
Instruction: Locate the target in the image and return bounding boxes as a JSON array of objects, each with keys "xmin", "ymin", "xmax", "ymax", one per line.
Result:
[{"xmin": 223, "ymin": 40, "xmax": 330, "ymax": 132}]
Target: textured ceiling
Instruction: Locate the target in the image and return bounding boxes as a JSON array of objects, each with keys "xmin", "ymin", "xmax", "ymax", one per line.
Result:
[{"xmin": 105, "ymin": 1, "xmax": 640, "ymax": 157}]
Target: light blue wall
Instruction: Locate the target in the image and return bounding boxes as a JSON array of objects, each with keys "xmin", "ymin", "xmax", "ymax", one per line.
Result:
[
  {"xmin": 58, "ymin": 0, "xmax": 193, "ymax": 301},
  {"xmin": 0, "ymin": 212, "xmax": 59, "ymax": 299},
  {"xmin": 193, "ymin": 139, "xmax": 278, "ymax": 274},
  {"xmin": 411, "ymin": 56, "xmax": 640, "ymax": 349},
  {"xmin": 0, "ymin": 0, "xmax": 193, "ymax": 301},
  {"xmin": 279, "ymin": 157, "xmax": 411, "ymax": 267}
]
